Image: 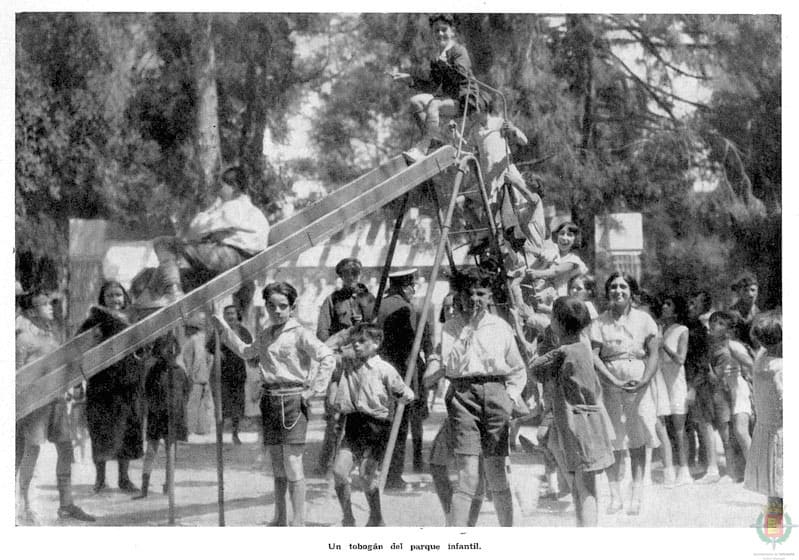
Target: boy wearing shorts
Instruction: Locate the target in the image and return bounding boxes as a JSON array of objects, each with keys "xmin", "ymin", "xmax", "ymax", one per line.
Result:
[
  {"xmin": 443, "ymin": 268, "xmax": 526, "ymax": 526},
  {"xmin": 328, "ymin": 324, "xmax": 414, "ymax": 526},
  {"xmin": 696, "ymin": 311, "xmax": 753, "ymax": 483}
]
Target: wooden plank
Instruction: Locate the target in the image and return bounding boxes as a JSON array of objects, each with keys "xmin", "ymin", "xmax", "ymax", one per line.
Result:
[
  {"xmin": 16, "ymin": 147, "xmax": 458, "ymax": 420},
  {"xmin": 268, "ymin": 155, "xmax": 407, "ymax": 243}
]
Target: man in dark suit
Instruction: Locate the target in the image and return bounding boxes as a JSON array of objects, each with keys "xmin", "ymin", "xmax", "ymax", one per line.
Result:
[{"xmin": 377, "ymin": 269, "xmax": 432, "ymax": 489}]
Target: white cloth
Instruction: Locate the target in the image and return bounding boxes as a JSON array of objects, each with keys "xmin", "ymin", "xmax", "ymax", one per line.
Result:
[
  {"xmin": 184, "ymin": 194, "xmax": 270, "ymax": 255},
  {"xmin": 219, "ymin": 317, "xmax": 335, "ymax": 395},
  {"xmin": 656, "ymin": 324, "xmax": 689, "ymax": 415}
]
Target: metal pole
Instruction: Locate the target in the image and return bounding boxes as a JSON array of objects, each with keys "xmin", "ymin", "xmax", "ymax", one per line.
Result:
[
  {"xmin": 212, "ymin": 315, "xmax": 226, "ymax": 526},
  {"xmin": 373, "ymin": 193, "xmax": 409, "ymax": 317},
  {"xmin": 378, "ymin": 157, "xmax": 470, "ymax": 493},
  {"xmin": 424, "ymin": 182, "xmax": 458, "ymax": 276}
]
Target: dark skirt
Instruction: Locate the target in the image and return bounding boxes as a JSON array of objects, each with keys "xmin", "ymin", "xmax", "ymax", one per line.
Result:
[
  {"xmin": 260, "ymin": 391, "xmax": 308, "ymax": 446},
  {"xmin": 86, "ymin": 363, "xmax": 144, "ymax": 462},
  {"xmin": 146, "ymin": 407, "xmax": 188, "ymax": 442}
]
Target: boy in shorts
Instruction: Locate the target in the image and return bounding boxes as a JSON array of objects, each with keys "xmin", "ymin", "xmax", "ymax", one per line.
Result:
[
  {"xmin": 696, "ymin": 311, "xmax": 753, "ymax": 483},
  {"xmin": 443, "ymin": 268, "xmax": 526, "ymax": 526},
  {"xmin": 328, "ymin": 324, "xmax": 414, "ymax": 526}
]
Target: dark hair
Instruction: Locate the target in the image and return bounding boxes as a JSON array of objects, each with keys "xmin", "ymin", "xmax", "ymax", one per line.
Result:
[
  {"xmin": 262, "ymin": 281, "xmax": 298, "ymax": 306},
  {"xmin": 220, "ymin": 166, "xmax": 247, "ymax": 193},
  {"xmin": 551, "ymin": 221, "xmax": 582, "ymax": 247},
  {"xmin": 693, "ymin": 290, "xmax": 713, "ymax": 313},
  {"xmin": 733, "ymin": 273, "xmax": 758, "ymax": 290},
  {"xmin": 708, "ymin": 310, "xmax": 736, "ymax": 332},
  {"xmin": 97, "ymin": 280, "xmax": 131, "ymax": 309},
  {"xmin": 350, "ymin": 323, "xmax": 384, "ymax": 346},
  {"xmin": 658, "ymin": 294, "xmax": 687, "ymax": 323},
  {"xmin": 461, "ymin": 267, "xmax": 494, "ymax": 291},
  {"xmin": 20, "ymin": 286, "xmax": 50, "ymax": 311},
  {"xmin": 604, "ymin": 271, "xmax": 639, "ymax": 298},
  {"xmin": 153, "ymin": 332, "xmax": 180, "ymax": 362},
  {"xmin": 428, "ymin": 13, "xmax": 455, "ymax": 28},
  {"xmin": 568, "ymin": 274, "xmax": 596, "ymax": 299},
  {"xmin": 552, "ymin": 296, "xmax": 591, "ymax": 335},
  {"xmin": 750, "ymin": 309, "xmax": 781, "ymax": 348},
  {"xmin": 223, "ymin": 304, "xmax": 242, "ymax": 321}
]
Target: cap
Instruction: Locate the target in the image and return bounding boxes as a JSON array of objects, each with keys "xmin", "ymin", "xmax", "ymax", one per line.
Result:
[
  {"xmin": 388, "ymin": 268, "xmax": 418, "ymax": 287},
  {"xmin": 335, "ymin": 258, "xmax": 362, "ymax": 276}
]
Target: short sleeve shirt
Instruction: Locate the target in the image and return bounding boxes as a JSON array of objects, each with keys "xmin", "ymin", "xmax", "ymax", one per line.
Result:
[{"xmin": 590, "ymin": 307, "xmax": 658, "ymax": 382}]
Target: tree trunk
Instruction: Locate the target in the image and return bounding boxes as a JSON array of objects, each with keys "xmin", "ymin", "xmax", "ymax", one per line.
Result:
[{"xmin": 194, "ymin": 14, "xmax": 222, "ymax": 195}]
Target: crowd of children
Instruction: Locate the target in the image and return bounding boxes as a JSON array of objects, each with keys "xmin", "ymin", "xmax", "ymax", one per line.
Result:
[{"xmin": 15, "ymin": 14, "xmax": 781, "ymax": 530}]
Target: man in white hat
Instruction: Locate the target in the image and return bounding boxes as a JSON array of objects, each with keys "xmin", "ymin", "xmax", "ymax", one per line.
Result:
[{"xmin": 377, "ymin": 268, "xmax": 433, "ymax": 488}]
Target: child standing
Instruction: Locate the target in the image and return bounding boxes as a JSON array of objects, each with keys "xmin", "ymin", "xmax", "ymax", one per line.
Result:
[
  {"xmin": 529, "ymin": 296, "xmax": 615, "ymax": 526},
  {"xmin": 134, "ymin": 333, "xmax": 190, "ymax": 499},
  {"xmin": 698, "ymin": 311, "xmax": 753, "ymax": 483},
  {"xmin": 444, "ymin": 267, "xmax": 527, "ymax": 527},
  {"xmin": 328, "ymin": 324, "xmax": 414, "ymax": 527},
  {"xmin": 744, "ymin": 310, "xmax": 782, "ymax": 516},
  {"xmin": 212, "ymin": 282, "xmax": 336, "ymax": 526}
]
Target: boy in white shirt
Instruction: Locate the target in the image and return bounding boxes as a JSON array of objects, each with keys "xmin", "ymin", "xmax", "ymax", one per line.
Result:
[{"xmin": 328, "ymin": 324, "xmax": 414, "ymax": 526}]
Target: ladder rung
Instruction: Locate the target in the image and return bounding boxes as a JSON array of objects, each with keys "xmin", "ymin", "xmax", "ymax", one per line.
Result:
[{"xmin": 448, "ymin": 227, "xmax": 490, "ymax": 236}]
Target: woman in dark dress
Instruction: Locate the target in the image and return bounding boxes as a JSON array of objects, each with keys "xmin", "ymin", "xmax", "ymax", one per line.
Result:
[{"xmin": 79, "ymin": 280, "xmax": 145, "ymax": 493}]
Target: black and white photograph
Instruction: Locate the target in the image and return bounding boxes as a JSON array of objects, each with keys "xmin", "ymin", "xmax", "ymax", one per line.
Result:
[{"xmin": 7, "ymin": 3, "xmax": 791, "ymax": 558}]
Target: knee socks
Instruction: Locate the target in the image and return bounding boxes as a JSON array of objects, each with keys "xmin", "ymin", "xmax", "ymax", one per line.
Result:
[
  {"xmin": 365, "ymin": 489, "xmax": 384, "ymax": 526},
  {"xmin": 288, "ymin": 479, "xmax": 306, "ymax": 527},
  {"xmin": 270, "ymin": 477, "xmax": 288, "ymax": 526},
  {"xmin": 18, "ymin": 443, "xmax": 41, "ymax": 505},
  {"xmin": 334, "ymin": 483, "xmax": 355, "ymax": 525},
  {"xmin": 430, "ymin": 465, "xmax": 453, "ymax": 515},
  {"xmin": 492, "ymin": 488, "xmax": 513, "ymax": 527}
]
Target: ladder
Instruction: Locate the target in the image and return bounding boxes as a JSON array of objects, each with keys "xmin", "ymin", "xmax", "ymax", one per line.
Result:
[{"xmin": 16, "ymin": 146, "xmax": 460, "ymax": 421}]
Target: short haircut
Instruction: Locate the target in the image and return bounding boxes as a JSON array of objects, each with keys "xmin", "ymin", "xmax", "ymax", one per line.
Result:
[
  {"xmin": 461, "ymin": 267, "xmax": 494, "ymax": 291},
  {"xmin": 604, "ymin": 271, "xmax": 639, "ymax": 298},
  {"xmin": 568, "ymin": 274, "xmax": 596, "ymax": 298},
  {"xmin": 223, "ymin": 304, "xmax": 241, "ymax": 321},
  {"xmin": 429, "ymin": 13, "xmax": 455, "ymax": 27},
  {"xmin": 220, "ymin": 166, "xmax": 247, "ymax": 192},
  {"xmin": 351, "ymin": 323, "xmax": 384, "ymax": 346},
  {"xmin": 262, "ymin": 281, "xmax": 298, "ymax": 306},
  {"xmin": 552, "ymin": 296, "xmax": 592, "ymax": 336},
  {"xmin": 708, "ymin": 310, "xmax": 736, "ymax": 331},
  {"xmin": 733, "ymin": 273, "xmax": 758, "ymax": 290},
  {"xmin": 551, "ymin": 221, "xmax": 582, "ymax": 247},
  {"xmin": 693, "ymin": 290, "xmax": 713, "ymax": 312},
  {"xmin": 750, "ymin": 309, "xmax": 781, "ymax": 347}
]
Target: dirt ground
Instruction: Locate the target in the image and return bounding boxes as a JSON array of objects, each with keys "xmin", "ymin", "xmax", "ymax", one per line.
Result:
[{"xmin": 17, "ymin": 398, "xmax": 765, "ymax": 529}]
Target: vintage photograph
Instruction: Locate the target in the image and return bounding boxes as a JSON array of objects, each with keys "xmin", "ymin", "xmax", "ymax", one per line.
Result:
[{"xmin": 12, "ymin": 8, "xmax": 783, "ymax": 548}]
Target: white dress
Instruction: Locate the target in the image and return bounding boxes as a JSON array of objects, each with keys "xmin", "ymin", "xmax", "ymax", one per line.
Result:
[{"xmin": 654, "ymin": 323, "xmax": 689, "ymax": 415}]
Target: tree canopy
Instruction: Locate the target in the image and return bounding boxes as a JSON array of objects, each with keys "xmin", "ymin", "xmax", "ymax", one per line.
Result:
[{"xmin": 15, "ymin": 13, "xmax": 780, "ymax": 307}]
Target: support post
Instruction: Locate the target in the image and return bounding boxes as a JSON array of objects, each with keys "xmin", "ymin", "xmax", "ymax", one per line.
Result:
[
  {"xmin": 373, "ymin": 193, "xmax": 410, "ymax": 317},
  {"xmin": 378, "ymin": 158, "xmax": 471, "ymax": 493},
  {"xmin": 212, "ymin": 313, "xmax": 226, "ymax": 526}
]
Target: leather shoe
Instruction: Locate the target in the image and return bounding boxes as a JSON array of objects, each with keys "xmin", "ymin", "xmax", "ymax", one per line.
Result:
[
  {"xmin": 384, "ymin": 477, "xmax": 409, "ymax": 491},
  {"xmin": 119, "ymin": 479, "xmax": 140, "ymax": 493},
  {"xmin": 58, "ymin": 504, "xmax": 96, "ymax": 522}
]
